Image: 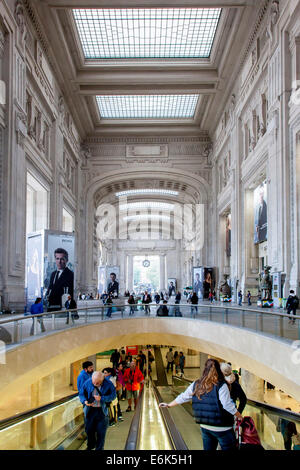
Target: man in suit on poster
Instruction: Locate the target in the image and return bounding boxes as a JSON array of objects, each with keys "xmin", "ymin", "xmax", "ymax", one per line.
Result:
[{"xmin": 46, "ymin": 248, "xmax": 74, "ymax": 312}]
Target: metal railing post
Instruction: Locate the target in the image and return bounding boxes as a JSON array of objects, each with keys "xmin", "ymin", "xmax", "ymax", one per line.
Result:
[
  {"xmin": 279, "ymin": 315, "xmax": 284, "ymax": 338},
  {"xmin": 52, "ymin": 313, "xmax": 55, "ymax": 330},
  {"xmin": 33, "ymin": 316, "xmax": 38, "ymax": 335},
  {"xmin": 85, "ymin": 308, "xmax": 88, "ymax": 324},
  {"xmin": 13, "ymin": 320, "xmax": 19, "ymax": 343}
]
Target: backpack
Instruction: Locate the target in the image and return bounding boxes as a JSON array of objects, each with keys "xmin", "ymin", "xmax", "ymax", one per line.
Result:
[{"xmin": 292, "ymin": 296, "xmax": 299, "ymax": 308}]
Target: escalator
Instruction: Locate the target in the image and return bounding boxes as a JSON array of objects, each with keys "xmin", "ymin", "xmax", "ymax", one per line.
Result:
[
  {"xmin": 0, "ymin": 380, "xmax": 187, "ymax": 450},
  {"xmin": 157, "ymin": 375, "xmax": 300, "ymax": 450}
]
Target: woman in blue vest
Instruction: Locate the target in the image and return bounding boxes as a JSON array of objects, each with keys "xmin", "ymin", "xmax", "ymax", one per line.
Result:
[{"xmin": 159, "ymin": 358, "xmax": 243, "ymax": 450}]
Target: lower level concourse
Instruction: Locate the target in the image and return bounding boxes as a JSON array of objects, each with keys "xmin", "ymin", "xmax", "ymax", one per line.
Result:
[{"xmin": 0, "ymin": 0, "xmax": 300, "ymax": 455}]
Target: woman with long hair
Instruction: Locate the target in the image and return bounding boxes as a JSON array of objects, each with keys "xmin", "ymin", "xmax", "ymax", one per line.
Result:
[{"xmin": 159, "ymin": 358, "xmax": 242, "ymax": 450}]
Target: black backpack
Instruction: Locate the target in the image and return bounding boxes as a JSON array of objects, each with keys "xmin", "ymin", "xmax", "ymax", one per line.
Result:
[{"xmin": 292, "ymin": 296, "xmax": 299, "ymax": 308}]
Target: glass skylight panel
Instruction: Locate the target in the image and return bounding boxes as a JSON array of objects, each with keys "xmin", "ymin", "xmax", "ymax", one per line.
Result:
[
  {"xmin": 116, "ymin": 189, "xmax": 179, "ymax": 197},
  {"xmin": 96, "ymin": 95, "xmax": 199, "ymax": 119},
  {"xmin": 72, "ymin": 8, "xmax": 222, "ymax": 59}
]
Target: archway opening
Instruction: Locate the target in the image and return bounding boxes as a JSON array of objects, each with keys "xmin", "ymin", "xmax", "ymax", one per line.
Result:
[{"xmin": 133, "ymin": 255, "xmax": 160, "ymax": 294}]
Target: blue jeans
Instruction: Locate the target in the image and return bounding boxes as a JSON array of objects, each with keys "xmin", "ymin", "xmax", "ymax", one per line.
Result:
[
  {"xmin": 201, "ymin": 427, "xmax": 236, "ymax": 451},
  {"xmin": 85, "ymin": 407, "xmax": 109, "ymax": 450},
  {"xmin": 106, "ymin": 307, "xmax": 112, "ymax": 317},
  {"xmin": 191, "ymin": 305, "xmax": 198, "ymax": 316},
  {"xmin": 129, "ymin": 306, "xmax": 135, "ymax": 315}
]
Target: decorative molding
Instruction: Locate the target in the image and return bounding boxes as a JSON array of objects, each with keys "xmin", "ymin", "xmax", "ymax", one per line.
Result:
[
  {"xmin": 126, "ymin": 144, "xmax": 168, "ymax": 159},
  {"xmin": 85, "ymin": 135, "xmax": 210, "ymax": 145}
]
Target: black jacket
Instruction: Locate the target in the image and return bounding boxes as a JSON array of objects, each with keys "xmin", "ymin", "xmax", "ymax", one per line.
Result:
[
  {"xmin": 230, "ymin": 381, "xmax": 247, "ymax": 413},
  {"xmin": 46, "ymin": 267, "xmax": 74, "ymax": 309}
]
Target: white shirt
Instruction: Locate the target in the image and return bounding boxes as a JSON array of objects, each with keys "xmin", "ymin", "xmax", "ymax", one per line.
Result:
[{"xmin": 175, "ymin": 382, "xmax": 237, "ymax": 432}]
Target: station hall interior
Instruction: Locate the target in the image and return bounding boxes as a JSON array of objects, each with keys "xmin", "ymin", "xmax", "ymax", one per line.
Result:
[{"xmin": 0, "ymin": 0, "xmax": 300, "ymax": 452}]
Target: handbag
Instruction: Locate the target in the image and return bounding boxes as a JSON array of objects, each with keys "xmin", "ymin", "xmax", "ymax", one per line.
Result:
[
  {"xmin": 292, "ymin": 433, "xmax": 300, "ymax": 450},
  {"xmin": 237, "ymin": 417, "xmax": 264, "ymax": 450}
]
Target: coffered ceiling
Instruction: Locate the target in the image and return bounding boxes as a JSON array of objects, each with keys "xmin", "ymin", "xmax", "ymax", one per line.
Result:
[{"xmin": 28, "ymin": 0, "xmax": 262, "ymax": 138}]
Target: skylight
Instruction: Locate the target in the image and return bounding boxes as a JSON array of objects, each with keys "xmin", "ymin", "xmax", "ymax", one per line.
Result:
[
  {"xmin": 116, "ymin": 189, "xmax": 179, "ymax": 197},
  {"xmin": 96, "ymin": 95, "xmax": 199, "ymax": 119},
  {"xmin": 73, "ymin": 8, "xmax": 222, "ymax": 59}
]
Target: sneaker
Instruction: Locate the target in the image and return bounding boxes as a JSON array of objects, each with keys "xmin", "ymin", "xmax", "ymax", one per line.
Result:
[
  {"xmin": 109, "ymin": 422, "xmax": 116, "ymax": 427},
  {"xmin": 121, "ymin": 398, "xmax": 126, "ymax": 401},
  {"xmin": 126, "ymin": 407, "xmax": 132, "ymax": 412},
  {"xmin": 118, "ymin": 416, "xmax": 124, "ymax": 421}
]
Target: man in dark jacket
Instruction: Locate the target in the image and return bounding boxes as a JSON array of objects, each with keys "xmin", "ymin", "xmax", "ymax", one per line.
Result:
[
  {"xmin": 46, "ymin": 248, "xmax": 74, "ymax": 312},
  {"xmin": 65, "ymin": 295, "xmax": 77, "ymax": 324},
  {"xmin": 79, "ymin": 371, "xmax": 116, "ymax": 450},
  {"xmin": 286, "ymin": 290, "xmax": 299, "ymax": 324},
  {"xmin": 110, "ymin": 349, "xmax": 120, "ymax": 369}
]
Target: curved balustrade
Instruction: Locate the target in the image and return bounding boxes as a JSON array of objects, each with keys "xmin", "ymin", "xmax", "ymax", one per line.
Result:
[{"xmin": 0, "ymin": 303, "xmax": 299, "ymax": 349}]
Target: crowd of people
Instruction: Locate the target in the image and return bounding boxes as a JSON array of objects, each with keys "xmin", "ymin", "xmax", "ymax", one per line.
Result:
[{"xmin": 77, "ymin": 348, "xmax": 154, "ymax": 450}]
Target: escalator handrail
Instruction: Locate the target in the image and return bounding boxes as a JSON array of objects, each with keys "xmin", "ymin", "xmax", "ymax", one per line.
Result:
[
  {"xmin": 151, "ymin": 380, "xmax": 188, "ymax": 450},
  {"xmin": 0, "ymin": 393, "xmax": 78, "ymax": 431},
  {"xmin": 172, "ymin": 375, "xmax": 300, "ymax": 423},
  {"xmin": 124, "ymin": 386, "xmax": 145, "ymax": 450}
]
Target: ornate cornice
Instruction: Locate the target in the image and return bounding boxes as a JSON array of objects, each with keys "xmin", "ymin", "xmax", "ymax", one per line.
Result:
[{"xmin": 85, "ymin": 135, "xmax": 211, "ymax": 145}]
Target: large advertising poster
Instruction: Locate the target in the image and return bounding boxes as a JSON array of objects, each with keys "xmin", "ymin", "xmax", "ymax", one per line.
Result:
[
  {"xmin": 254, "ymin": 182, "xmax": 267, "ymax": 244},
  {"xmin": 167, "ymin": 278, "xmax": 176, "ymax": 297},
  {"xmin": 193, "ymin": 267, "xmax": 203, "ymax": 299},
  {"xmin": 44, "ymin": 232, "xmax": 75, "ymax": 311},
  {"xmin": 226, "ymin": 214, "xmax": 231, "ymax": 258},
  {"xmin": 98, "ymin": 266, "xmax": 106, "ymax": 295},
  {"xmin": 106, "ymin": 266, "xmax": 120, "ymax": 298},
  {"xmin": 203, "ymin": 267, "xmax": 214, "ymax": 299},
  {"xmin": 26, "ymin": 233, "xmax": 43, "ymax": 310}
]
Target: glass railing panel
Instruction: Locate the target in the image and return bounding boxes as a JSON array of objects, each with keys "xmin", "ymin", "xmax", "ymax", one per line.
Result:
[
  {"xmin": 0, "ymin": 397, "xmax": 84, "ymax": 450},
  {"xmin": 243, "ymin": 402, "xmax": 300, "ymax": 450}
]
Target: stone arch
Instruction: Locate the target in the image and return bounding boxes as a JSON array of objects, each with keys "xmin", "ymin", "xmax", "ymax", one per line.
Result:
[{"xmin": 80, "ymin": 168, "xmax": 212, "ymax": 290}]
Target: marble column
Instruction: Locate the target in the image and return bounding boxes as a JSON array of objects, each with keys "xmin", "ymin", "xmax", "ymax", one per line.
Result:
[
  {"xmin": 240, "ymin": 369, "xmax": 264, "ymax": 402},
  {"xmin": 127, "ymin": 254, "xmax": 133, "ymax": 292},
  {"xmin": 160, "ymin": 254, "xmax": 166, "ymax": 291}
]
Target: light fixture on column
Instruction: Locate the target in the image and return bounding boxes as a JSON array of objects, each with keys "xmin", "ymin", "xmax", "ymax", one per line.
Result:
[{"xmin": 143, "ymin": 255, "xmax": 150, "ymax": 268}]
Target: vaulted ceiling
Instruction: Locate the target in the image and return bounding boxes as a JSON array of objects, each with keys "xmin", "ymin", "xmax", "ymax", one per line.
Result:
[{"xmin": 28, "ymin": 0, "xmax": 262, "ymax": 138}]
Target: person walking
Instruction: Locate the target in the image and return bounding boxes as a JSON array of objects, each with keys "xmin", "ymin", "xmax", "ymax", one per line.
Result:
[
  {"xmin": 154, "ymin": 292, "xmax": 161, "ymax": 304},
  {"xmin": 102, "ymin": 367, "xmax": 119, "ymax": 427},
  {"xmin": 128, "ymin": 294, "xmax": 135, "ymax": 315},
  {"xmin": 142, "ymin": 291, "xmax": 151, "ymax": 315},
  {"xmin": 209, "ymin": 291, "xmax": 214, "ymax": 303},
  {"xmin": 79, "ymin": 371, "xmax": 116, "ymax": 450},
  {"xmin": 175, "ymin": 291, "xmax": 181, "ymax": 303},
  {"xmin": 190, "ymin": 292, "xmax": 199, "ymax": 316},
  {"xmin": 166, "ymin": 348, "xmax": 174, "ymax": 373},
  {"xmin": 278, "ymin": 408, "xmax": 298, "ymax": 450},
  {"xmin": 116, "ymin": 362, "xmax": 126, "ymax": 408},
  {"xmin": 159, "ymin": 359, "xmax": 243, "ymax": 451},
  {"xmin": 77, "ymin": 361, "xmax": 94, "ymax": 422},
  {"xmin": 105, "ymin": 295, "xmax": 113, "ymax": 318},
  {"xmin": 174, "ymin": 351, "xmax": 180, "ymax": 374},
  {"xmin": 65, "ymin": 295, "xmax": 77, "ymax": 325},
  {"xmin": 179, "ymin": 351, "xmax": 185, "ymax": 377},
  {"xmin": 238, "ymin": 290, "xmax": 243, "ymax": 306},
  {"xmin": 110, "ymin": 349, "xmax": 120, "ymax": 369},
  {"xmin": 247, "ymin": 291, "xmax": 251, "ymax": 306},
  {"xmin": 29, "ymin": 298, "xmax": 46, "ymax": 336},
  {"xmin": 286, "ymin": 290, "xmax": 299, "ymax": 324},
  {"xmin": 123, "ymin": 361, "xmax": 144, "ymax": 412}
]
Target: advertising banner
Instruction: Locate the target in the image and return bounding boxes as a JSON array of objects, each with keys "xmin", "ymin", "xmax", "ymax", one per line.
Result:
[
  {"xmin": 254, "ymin": 181, "xmax": 268, "ymax": 244},
  {"xmin": 192, "ymin": 267, "xmax": 203, "ymax": 299},
  {"xmin": 106, "ymin": 266, "xmax": 120, "ymax": 297},
  {"xmin": 26, "ymin": 232, "xmax": 43, "ymax": 310},
  {"xmin": 167, "ymin": 278, "xmax": 176, "ymax": 297},
  {"xmin": 44, "ymin": 232, "xmax": 75, "ymax": 311}
]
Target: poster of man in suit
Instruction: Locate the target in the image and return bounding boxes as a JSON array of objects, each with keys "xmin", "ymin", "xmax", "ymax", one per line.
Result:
[
  {"xmin": 254, "ymin": 182, "xmax": 268, "ymax": 244},
  {"xmin": 44, "ymin": 233, "xmax": 75, "ymax": 311},
  {"xmin": 106, "ymin": 267, "xmax": 119, "ymax": 298},
  {"xmin": 193, "ymin": 267, "xmax": 203, "ymax": 298}
]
